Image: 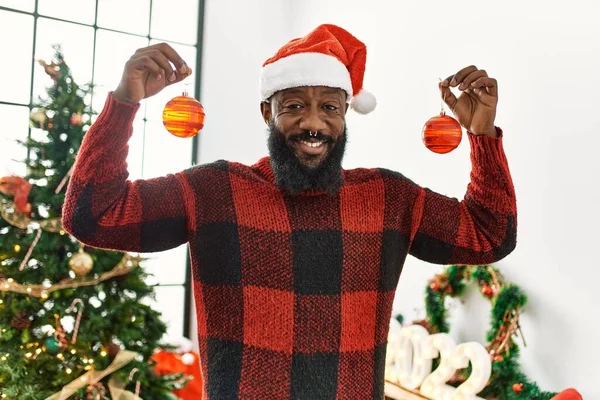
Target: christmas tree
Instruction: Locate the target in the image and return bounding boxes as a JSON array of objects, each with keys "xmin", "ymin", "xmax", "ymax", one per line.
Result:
[{"xmin": 0, "ymin": 46, "xmax": 187, "ymax": 399}]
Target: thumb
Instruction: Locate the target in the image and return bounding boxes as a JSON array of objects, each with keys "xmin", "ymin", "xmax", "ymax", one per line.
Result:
[{"xmin": 439, "ymin": 81, "xmax": 458, "ymax": 112}]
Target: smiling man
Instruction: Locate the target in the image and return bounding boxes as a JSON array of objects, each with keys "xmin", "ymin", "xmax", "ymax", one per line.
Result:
[
  {"xmin": 265, "ymin": 86, "xmax": 349, "ymax": 194},
  {"xmin": 63, "ymin": 24, "xmax": 517, "ymax": 399}
]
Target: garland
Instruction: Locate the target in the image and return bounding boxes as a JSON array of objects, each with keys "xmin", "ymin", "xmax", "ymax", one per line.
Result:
[
  {"xmin": 0, "ymin": 200, "xmax": 62, "ymax": 233},
  {"xmin": 0, "ymin": 253, "xmax": 141, "ymax": 299},
  {"xmin": 417, "ymin": 265, "xmax": 557, "ymax": 400}
]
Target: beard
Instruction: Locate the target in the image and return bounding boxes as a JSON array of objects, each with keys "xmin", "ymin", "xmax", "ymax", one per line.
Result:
[{"xmin": 267, "ymin": 121, "xmax": 347, "ymax": 195}]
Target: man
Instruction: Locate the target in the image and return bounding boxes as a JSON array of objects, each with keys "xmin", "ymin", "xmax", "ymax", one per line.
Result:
[{"xmin": 63, "ymin": 24, "xmax": 516, "ymax": 399}]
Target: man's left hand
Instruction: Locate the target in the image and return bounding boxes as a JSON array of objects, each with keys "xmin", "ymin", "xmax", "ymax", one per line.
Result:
[{"xmin": 440, "ymin": 66, "xmax": 498, "ymax": 136}]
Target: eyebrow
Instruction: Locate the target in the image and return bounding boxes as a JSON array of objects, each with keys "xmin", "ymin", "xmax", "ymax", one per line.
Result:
[
  {"xmin": 321, "ymin": 88, "xmax": 345, "ymax": 96},
  {"xmin": 280, "ymin": 88, "xmax": 345, "ymax": 98}
]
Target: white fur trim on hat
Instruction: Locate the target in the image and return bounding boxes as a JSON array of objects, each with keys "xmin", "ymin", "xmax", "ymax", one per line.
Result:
[
  {"xmin": 350, "ymin": 89, "xmax": 377, "ymax": 114},
  {"xmin": 260, "ymin": 52, "xmax": 353, "ymax": 101}
]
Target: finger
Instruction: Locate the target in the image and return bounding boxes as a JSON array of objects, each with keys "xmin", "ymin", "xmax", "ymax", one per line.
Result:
[
  {"xmin": 439, "ymin": 82, "xmax": 458, "ymax": 112},
  {"xmin": 471, "ymin": 77, "xmax": 498, "ymax": 97},
  {"xmin": 132, "ymin": 49, "xmax": 178, "ymax": 82},
  {"xmin": 126, "ymin": 56, "xmax": 163, "ymax": 80},
  {"xmin": 146, "ymin": 42, "xmax": 188, "ymax": 74},
  {"xmin": 444, "ymin": 65, "xmax": 478, "ymax": 87},
  {"xmin": 172, "ymin": 67, "xmax": 193, "ymax": 85},
  {"xmin": 459, "ymin": 70, "xmax": 487, "ymax": 91}
]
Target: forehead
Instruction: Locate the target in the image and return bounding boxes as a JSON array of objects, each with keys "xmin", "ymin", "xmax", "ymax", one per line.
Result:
[{"xmin": 276, "ymin": 86, "xmax": 346, "ymax": 100}]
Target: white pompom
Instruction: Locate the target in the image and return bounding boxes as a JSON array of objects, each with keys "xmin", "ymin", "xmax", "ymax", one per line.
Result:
[
  {"xmin": 350, "ymin": 89, "xmax": 377, "ymax": 114},
  {"xmin": 181, "ymin": 352, "xmax": 195, "ymax": 365}
]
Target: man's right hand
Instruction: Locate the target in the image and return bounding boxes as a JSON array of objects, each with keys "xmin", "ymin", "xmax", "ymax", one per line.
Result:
[{"xmin": 113, "ymin": 43, "xmax": 192, "ymax": 105}]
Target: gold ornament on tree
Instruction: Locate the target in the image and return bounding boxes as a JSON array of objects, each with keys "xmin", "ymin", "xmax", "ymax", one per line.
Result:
[{"xmin": 69, "ymin": 246, "xmax": 94, "ymax": 277}]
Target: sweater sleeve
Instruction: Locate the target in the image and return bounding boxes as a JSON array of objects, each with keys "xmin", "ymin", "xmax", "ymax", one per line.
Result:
[
  {"xmin": 62, "ymin": 93, "xmax": 189, "ymax": 253},
  {"xmin": 407, "ymin": 128, "xmax": 517, "ymax": 265}
]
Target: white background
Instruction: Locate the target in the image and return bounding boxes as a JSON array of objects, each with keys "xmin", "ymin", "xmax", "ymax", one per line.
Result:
[{"xmin": 197, "ymin": 0, "xmax": 600, "ymax": 397}]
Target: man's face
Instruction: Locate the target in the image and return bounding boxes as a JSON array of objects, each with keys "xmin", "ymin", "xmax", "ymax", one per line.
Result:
[{"xmin": 261, "ymin": 86, "xmax": 348, "ymax": 169}]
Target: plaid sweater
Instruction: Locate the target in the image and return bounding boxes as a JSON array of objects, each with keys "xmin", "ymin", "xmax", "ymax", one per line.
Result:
[{"xmin": 62, "ymin": 94, "xmax": 517, "ymax": 399}]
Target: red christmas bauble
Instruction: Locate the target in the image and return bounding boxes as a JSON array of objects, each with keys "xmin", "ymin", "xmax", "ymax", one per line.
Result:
[
  {"xmin": 481, "ymin": 285, "xmax": 494, "ymax": 297},
  {"xmin": 162, "ymin": 93, "xmax": 205, "ymax": 138},
  {"xmin": 513, "ymin": 383, "xmax": 524, "ymax": 392},
  {"xmin": 422, "ymin": 113, "xmax": 462, "ymax": 154}
]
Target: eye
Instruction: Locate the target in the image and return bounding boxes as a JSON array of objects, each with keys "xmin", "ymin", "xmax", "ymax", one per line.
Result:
[
  {"xmin": 285, "ymin": 103, "xmax": 303, "ymax": 110},
  {"xmin": 323, "ymin": 104, "xmax": 338, "ymax": 111}
]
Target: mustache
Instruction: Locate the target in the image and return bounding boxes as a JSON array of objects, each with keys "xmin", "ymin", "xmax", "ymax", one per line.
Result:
[{"xmin": 288, "ymin": 130, "xmax": 335, "ymax": 143}]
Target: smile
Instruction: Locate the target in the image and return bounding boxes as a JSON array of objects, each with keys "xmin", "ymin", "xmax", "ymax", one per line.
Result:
[
  {"xmin": 300, "ymin": 140, "xmax": 325, "ymax": 148},
  {"xmin": 294, "ymin": 138, "xmax": 329, "ymax": 156}
]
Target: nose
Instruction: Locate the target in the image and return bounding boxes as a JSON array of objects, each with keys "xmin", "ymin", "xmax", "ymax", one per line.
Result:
[{"xmin": 298, "ymin": 108, "xmax": 327, "ymax": 133}]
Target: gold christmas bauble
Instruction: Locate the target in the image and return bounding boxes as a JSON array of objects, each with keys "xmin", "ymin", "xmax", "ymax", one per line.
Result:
[{"xmin": 69, "ymin": 249, "xmax": 94, "ymax": 277}]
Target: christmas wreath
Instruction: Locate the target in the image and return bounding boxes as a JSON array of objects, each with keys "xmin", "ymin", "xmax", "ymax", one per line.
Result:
[{"xmin": 412, "ymin": 265, "xmax": 557, "ymax": 400}]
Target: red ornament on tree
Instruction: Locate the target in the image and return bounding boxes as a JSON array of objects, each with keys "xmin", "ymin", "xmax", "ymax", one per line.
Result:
[
  {"xmin": 513, "ymin": 383, "xmax": 524, "ymax": 392},
  {"xmin": 481, "ymin": 284, "xmax": 494, "ymax": 297},
  {"xmin": 0, "ymin": 176, "xmax": 32, "ymax": 215},
  {"xmin": 162, "ymin": 90, "xmax": 205, "ymax": 138},
  {"xmin": 422, "ymin": 111, "xmax": 462, "ymax": 154}
]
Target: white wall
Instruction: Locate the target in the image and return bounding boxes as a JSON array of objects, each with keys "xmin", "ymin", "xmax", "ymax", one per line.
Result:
[
  {"xmin": 197, "ymin": 0, "xmax": 296, "ymax": 165},
  {"xmin": 197, "ymin": 0, "xmax": 600, "ymax": 397}
]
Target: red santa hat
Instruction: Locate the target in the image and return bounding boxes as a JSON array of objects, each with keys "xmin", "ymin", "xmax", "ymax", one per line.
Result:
[{"xmin": 260, "ymin": 24, "xmax": 376, "ymax": 114}]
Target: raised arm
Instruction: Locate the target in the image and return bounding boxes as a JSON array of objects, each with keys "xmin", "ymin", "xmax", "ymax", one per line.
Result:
[
  {"xmin": 409, "ymin": 66, "xmax": 516, "ymax": 264},
  {"xmin": 62, "ymin": 44, "xmax": 194, "ymax": 252}
]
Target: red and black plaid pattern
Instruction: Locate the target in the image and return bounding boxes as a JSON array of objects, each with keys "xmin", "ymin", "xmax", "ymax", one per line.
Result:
[{"xmin": 63, "ymin": 94, "xmax": 517, "ymax": 399}]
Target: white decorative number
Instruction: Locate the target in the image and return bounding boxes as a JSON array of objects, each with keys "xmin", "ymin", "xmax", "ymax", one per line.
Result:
[
  {"xmin": 385, "ymin": 322, "xmax": 492, "ymax": 400},
  {"xmin": 449, "ymin": 343, "xmax": 491, "ymax": 400},
  {"xmin": 385, "ymin": 318, "xmax": 403, "ymax": 383},
  {"xmin": 420, "ymin": 333, "xmax": 458, "ymax": 400},
  {"xmin": 396, "ymin": 324, "xmax": 432, "ymax": 389}
]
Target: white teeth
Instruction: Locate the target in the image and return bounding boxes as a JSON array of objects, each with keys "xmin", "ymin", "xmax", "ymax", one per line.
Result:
[{"xmin": 301, "ymin": 140, "xmax": 323, "ymax": 148}]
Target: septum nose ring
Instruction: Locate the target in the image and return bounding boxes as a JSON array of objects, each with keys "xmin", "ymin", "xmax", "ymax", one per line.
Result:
[{"xmin": 309, "ymin": 131, "xmax": 318, "ymax": 137}]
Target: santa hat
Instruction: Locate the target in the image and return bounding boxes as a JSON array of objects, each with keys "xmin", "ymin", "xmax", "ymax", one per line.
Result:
[{"xmin": 260, "ymin": 24, "xmax": 376, "ymax": 114}]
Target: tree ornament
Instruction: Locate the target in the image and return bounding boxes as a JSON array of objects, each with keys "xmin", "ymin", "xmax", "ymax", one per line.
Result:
[
  {"xmin": 11, "ymin": 310, "xmax": 31, "ymax": 330},
  {"xmin": 70, "ymin": 113, "xmax": 83, "ymax": 126},
  {"xmin": 86, "ymin": 382, "xmax": 108, "ymax": 399},
  {"xmin": 162, "ymin": 89, "xmax": 205, "ymax": 138},
  {"xmin": 19, "ymin": 227, "xmax": 42, "ymax": 271},
  {"xmin": 67, "ymin": 298, "xmax": 85, "ymax": 344},
  {"xmin": 107, "ymin": 342, "xmax": 121, "ymax": 358},
  {"xmin": 481, "ymin": 284, "xmax": 494, "ymax": 297},
  {"xmin": 429, "ymin": 273, "xmax": 449, "ymax": 293},
  {"xmin": 422, "ymin": 110, "xmax": 462, "ymax": 154},
  {"xmin": 37, "ymin": 59, "xmax": 60, "ymax": 81},
  {"xmin": 128, "ymin": 368, "xmax": 142, "ymax": 397},
  {"xmin": 513, "ymin": 382, "xmax": 524, "ymax": 392},
  {"xmin": 53, "ymin": 315, "xmax": 69, "ymax": 349},
  {"xmin": 30, "ymin": 108, "xmax": 48, "ymax": 129},
  {"xmin": 0, "ymin": 175, "xmax": 33, "ymax": 215},
  {"xmin": 44, "ymin": 337, "xmax": 62, "ymax": 355},
  {"xmin": 69, "ymin": 247, "xmax": 94, "ymax": 277}
]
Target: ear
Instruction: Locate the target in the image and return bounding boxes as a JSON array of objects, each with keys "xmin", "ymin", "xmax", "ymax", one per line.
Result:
[
  {"xmin": 260, "ymin": 101, "xmax": 272, "ymax": 125},
  {"xmin": 345, "ymin": 102, "xmax": 349, "ymax": 114}
]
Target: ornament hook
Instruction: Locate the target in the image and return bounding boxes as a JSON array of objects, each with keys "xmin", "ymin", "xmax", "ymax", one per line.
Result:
[{"xmin": 439, "ymin": 77, "xmax": 446, "ymax": 116}]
